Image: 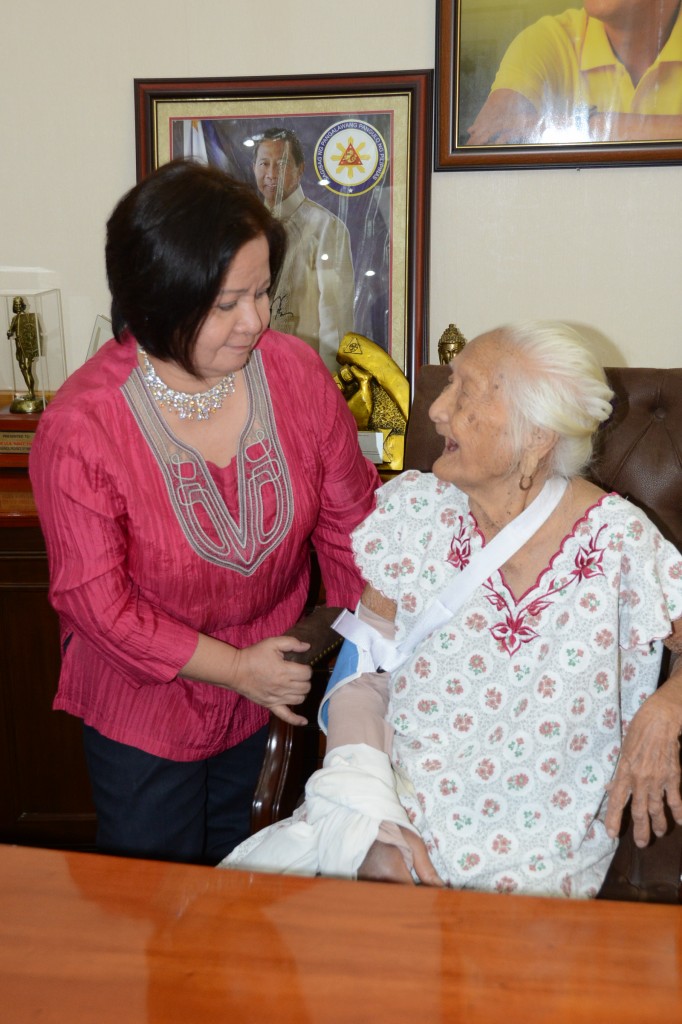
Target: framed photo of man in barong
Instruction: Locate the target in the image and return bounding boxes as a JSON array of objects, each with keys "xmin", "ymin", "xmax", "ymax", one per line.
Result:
[
  {"xmin": 135, "ymin": 71, "xmax": 432, "ymax": 390},
  {"xmin": 435, "ymin": 0, "xmax": 682, "ymax": 170}
]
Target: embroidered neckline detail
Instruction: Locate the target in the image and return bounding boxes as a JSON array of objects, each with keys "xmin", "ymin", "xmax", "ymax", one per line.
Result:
[{"xmin": 122, "ymin": 351, "xmax": 293, "ymax": 574}]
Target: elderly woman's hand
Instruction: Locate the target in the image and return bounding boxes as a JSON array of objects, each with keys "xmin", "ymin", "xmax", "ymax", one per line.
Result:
[
  {"xmin": 605, "ymin": 666, "xmax": 682, "ymax": 848},
  {"xmin": 358, "ymin": 828, "xmax": 444, "ymax": 886}
]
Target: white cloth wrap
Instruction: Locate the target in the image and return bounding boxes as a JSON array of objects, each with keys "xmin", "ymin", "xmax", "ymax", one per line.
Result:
[{"xmin": 221, "ymin": 742, "xmax": 414, "ymax": 877}]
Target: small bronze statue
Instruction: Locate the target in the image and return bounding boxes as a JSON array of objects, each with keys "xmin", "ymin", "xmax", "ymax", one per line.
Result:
[
  {"xmin": 7, "ymin": 296, "xmax": 44, "ymax": 413},
  {"xmin": 438, "ymin": 323, "xmax": 467, "ymax": 365}
]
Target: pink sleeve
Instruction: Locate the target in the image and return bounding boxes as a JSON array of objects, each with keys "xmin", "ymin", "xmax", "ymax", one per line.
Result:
[
  {"xmin": 309, "ymin": 374, "xmax": 380, "ymax": 608},
  {"xmin": 29, "ymin": 415, "xmax": 198, "ymax": 688}
]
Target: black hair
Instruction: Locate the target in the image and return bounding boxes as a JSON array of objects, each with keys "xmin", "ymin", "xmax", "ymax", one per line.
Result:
[
  {"xmin": 252, "ymin": 127, "xmax": 305, "ymax": 168},
  {"xmin": 105, "ymin": 159, "xmax": 287, "ymax": 374}
]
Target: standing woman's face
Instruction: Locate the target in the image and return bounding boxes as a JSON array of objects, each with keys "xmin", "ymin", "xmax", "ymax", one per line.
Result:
[{"xmin": 191, "ymin": 234, "xmax": 272, "ymax": 383}]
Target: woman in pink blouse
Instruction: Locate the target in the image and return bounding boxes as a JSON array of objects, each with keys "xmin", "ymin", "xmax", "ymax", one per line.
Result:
[{"xmin": 29, "ymin": 160, "xmax": 378, "ymax": 864}]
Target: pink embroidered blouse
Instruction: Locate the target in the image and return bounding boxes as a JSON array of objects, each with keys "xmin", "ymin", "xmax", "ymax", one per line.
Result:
[{"xmin": 29, "ymin": 330, "xmax": 379, "ymax": 760}]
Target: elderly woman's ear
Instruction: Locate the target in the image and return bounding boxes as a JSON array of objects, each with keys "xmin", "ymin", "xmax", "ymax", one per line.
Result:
[
  {"xmin": 517, "ymin": 427, "xmax": 557, "ymax": 481},
  {"xmin": 529, "ymin": 424, "xmax": 557, "ymax": 456}
]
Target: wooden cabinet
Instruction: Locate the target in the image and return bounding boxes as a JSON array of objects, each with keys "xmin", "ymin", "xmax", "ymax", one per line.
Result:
[{"xmin": 0, "ymin": 470, "xmax": 96, "ymax": 849}]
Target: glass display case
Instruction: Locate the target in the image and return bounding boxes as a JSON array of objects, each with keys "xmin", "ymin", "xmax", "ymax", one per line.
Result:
[{"xmin": 0, "ymin": 268, "xmax": 67, "ymax": 466}]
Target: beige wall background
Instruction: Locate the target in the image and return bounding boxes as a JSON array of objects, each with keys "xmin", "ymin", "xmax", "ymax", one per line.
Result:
[{"xmin": 2, "ymin": 0, "xmax": 680, "ymax": 375}]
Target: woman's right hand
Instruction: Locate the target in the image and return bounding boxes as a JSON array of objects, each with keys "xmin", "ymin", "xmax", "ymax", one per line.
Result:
[
  {"xmin": 181, "ymin": 634, "xmax": 313, "ymax": 726},
  {"xmin": 229, "ymin": 637, "xmax": 313, "ymax": 725}
]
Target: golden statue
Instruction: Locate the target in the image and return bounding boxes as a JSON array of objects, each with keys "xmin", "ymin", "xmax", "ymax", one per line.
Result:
[
  {"xmin": 438, "ymin": 323, "xmax": 467, "ymax": 365},
  {"xmin": 7, "ymin": 296, "xmax": 44, "ymax": 413},
  {"xmin": 334, "ymin": 332, "xmax": 409, "ymax": 471}
]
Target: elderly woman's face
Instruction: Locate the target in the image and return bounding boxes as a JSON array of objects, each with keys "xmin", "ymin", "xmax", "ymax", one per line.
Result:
[{"xmin": 429, "ymin": 332, "xmax": 516, "ymax": 495}]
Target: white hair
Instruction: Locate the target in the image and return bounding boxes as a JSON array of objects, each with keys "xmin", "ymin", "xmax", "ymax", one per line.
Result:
[{"xmin": 498, "ymin": 321, "xmax": 615, "ymax": 478}]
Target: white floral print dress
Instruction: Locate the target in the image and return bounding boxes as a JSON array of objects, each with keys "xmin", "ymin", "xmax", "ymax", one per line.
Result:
[{"xmin": 352, "ymin": 471, "xmax": 682, "ymax": 898}]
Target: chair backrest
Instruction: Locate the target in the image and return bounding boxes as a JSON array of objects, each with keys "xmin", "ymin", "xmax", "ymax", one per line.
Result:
[{"xmin": 405, "ymin": 363, "xmax": 682, "ymax": 902}]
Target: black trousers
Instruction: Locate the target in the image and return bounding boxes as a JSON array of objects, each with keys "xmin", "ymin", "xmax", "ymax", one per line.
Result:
[{"xmin": 82, "ymin": 723, "xmax": 268, "ymax": 865}]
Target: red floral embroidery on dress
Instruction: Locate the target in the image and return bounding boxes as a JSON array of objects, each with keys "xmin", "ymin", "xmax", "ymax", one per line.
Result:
[
  {"xmin": 481, "ymin": 525, "xmax": 608, "ymax": 657},
  {"xmin": 446, "ymin": 517, "xmax": 471, "ymax": 569},
  {"xmin": 490, "ymin": 612, "xmax": 540, "ymax": 655},
  {"xmin": 572, "ymin": 529, "xmax": 607, "ymax": 580}
]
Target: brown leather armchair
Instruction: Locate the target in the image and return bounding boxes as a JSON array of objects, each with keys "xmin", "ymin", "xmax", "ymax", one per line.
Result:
[{"xmin": 252, "ymin": 364, "xmax": 682, "ymax": 902}]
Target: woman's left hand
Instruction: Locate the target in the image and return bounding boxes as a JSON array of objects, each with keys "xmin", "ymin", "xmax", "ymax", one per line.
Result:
[
  {"xmin": 357, "ymin": 828, "xmax": 444, "ymax": 886},
  {"xmin": 604, "ymin": 668, "xmax": 682, "ymax": 847}
]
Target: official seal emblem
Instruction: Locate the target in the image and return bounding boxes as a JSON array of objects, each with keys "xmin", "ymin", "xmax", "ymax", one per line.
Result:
[{"xmin": 314, "ymin": 120, "xmax": 388, "ymax": 197}]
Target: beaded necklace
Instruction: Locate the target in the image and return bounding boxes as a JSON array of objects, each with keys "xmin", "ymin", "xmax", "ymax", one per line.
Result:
[{"xmin": 139, "ymin": 349, "xmax": 235, "ymax": 421}]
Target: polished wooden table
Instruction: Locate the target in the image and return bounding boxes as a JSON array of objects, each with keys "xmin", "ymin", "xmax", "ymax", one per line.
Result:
[{"xmin": 2, "ymin": 844, "xmax": 680, "ymax": 1023}]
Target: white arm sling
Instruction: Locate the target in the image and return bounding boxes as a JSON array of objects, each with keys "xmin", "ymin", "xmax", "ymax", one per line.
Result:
[{"xmin": 333, "ymin": 476, "xmax": 568, "ymax": 673}]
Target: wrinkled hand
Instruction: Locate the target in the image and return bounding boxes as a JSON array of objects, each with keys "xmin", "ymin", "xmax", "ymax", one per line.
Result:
[
  {"xmin": 605, "ymin": 680, "xmax": 682, "ymax": 848},
  {"xmin": 466, "ymin": 89, "xmax": 542, "ymax": 146},
  {"xmin": 358, "ymin": 828, "xmax": 444, "ymax": 887},
  {"xmin": 231, "ymin": 637, "xmax": 312, "ymax": 726}
]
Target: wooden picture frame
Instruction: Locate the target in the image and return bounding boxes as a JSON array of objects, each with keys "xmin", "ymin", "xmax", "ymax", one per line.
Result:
[
  {"xmin": 435, "ymin": 0, "xmax": 682, "ymax": 171},
  {"xmin": 135, "ymin": 70, "xmax": 432, "ymax": 389}
]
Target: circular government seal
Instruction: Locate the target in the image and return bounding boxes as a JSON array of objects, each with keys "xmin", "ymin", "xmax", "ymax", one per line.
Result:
[{"xmin": 314, "ymin": 120, "xmax": 388, "ymax": 197}]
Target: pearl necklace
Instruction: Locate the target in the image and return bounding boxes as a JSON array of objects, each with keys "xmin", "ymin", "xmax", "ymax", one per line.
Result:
[{"xmin": 139, "ymin": 350, "xmax": 235, "ymax": 421}]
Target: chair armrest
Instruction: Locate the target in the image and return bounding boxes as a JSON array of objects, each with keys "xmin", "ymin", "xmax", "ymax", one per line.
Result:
[
  {"xmin": 282, "ymin": 605, "xmax": 344, "ymax": 666},
  {"xmin": 598, "ymin": 647, "xmax": 682, "ymax": 904},
  {"xmin": 250, "ymin": 607, "xmax": 343, "ymax": 834}
]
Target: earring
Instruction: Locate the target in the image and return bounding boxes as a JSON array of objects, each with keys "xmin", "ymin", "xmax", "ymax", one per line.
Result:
[{"xmin": 519, "ymin": 473, "xmax": 534, "ymax": 492}]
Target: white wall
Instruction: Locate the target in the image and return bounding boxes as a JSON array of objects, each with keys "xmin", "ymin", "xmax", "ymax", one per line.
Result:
[{"xmin": 2, "ymin": 0, "xmax": 680, "ymax": 374}]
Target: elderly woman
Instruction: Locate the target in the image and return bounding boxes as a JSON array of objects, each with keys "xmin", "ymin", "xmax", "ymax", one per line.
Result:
[
  {"xmin": 29, "ymin": 160, "xmax": 378, "ymax": 866},
  {"xmin": 225, "ymin": 321, "xmax": 682, "ymax": 898}
]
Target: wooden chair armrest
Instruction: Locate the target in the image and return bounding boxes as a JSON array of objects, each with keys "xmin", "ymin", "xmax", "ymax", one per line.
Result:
[
  {"xmin": 281, "ymin": 605, "xmax": 344, "ymax": 666},
  {"xmin": 250, "ymin": 607, "xmax": 343, "ymax": 834}
]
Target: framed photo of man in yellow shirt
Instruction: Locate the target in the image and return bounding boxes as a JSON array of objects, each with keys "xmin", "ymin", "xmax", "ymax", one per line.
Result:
[{"xmin": 436, "ymin": 0, "xmax": 682, "ymax": 169}]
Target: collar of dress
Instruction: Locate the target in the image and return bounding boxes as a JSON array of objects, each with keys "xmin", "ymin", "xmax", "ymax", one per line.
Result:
[{"xmin": 333, "ymin": 476, "xmax": 569, "ymax": 673}]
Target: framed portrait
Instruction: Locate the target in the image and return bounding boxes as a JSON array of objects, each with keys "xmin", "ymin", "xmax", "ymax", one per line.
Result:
[
  {"xmin": 135, "ymin": 71, "xmax": 432, "ymax": 391},
  {"xmin": 435, "ymin": 0, "xmax": 682, "ymax": 170}
]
